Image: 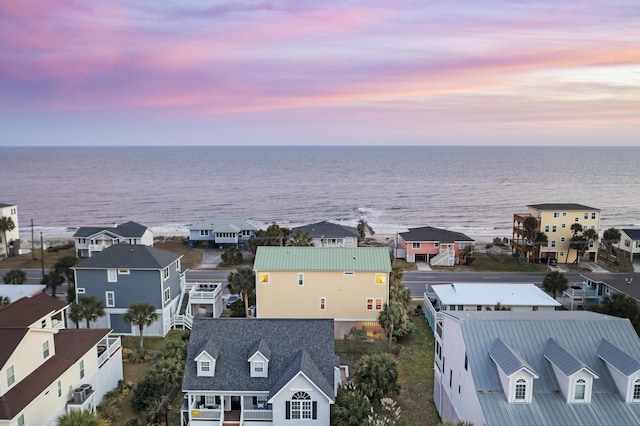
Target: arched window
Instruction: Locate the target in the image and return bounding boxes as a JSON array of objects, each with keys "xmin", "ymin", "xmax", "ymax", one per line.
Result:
[
  {"xmin": 633, "ymin": 379, "xmax": 640, "ymax": 401},
  {"xmin": 515, "ymin": 378, "xmax": 526, "ymax": 400},
  {"xmin": 286, "ymin": 391, "xmax": 316, "ymax": 420},
  {"xmin": 575, "ymin": 379, "xmax": 586, "ymax": 400}
]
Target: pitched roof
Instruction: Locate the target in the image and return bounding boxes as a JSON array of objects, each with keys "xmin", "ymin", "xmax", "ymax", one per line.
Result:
[
  {"xmin": 0, "ymin": 203, "xmax": 16, "ymax": 208},
  {"xmin": 190, "ymin": 218, "xmax": 260, "ymax": 232},
  {"xmin": 448, "ymin": 310, "xmax": 640, "ymax": 426},
  {"xmin": 581, "ymin": 273, "xmax": 640, "ymax": 301},
  {"xmin": 544, "ymin": 338, "xmax": 597, "ymax": 377},
  {"xmin": 429, "ymin": 283, "xmax": 560, "ymax": 307},
  {"xmin": 249, "ymin": 339, "xmax": 272, "ymax": 361},
  {"xmin": 489, "ymin": 338, "xmax": 539, "ymax": 377},
  {"xmin": 73, "ymin": 244, "xmax": 181, "ymax": 269},
  {"xmin": 527, "ymin": 203, "xmax": 599, "ymax": 211},
  {"xmin": 253, "ymin": 247, "xmax": 391, "ymax": 272},
  {"xmin": 183, "ymin": 318, "xmax": 337, "ymax": 401},
  {"xmin": 0, "ymin": 292, "xmax": 67, "ymax": 329},
  {"xmin": 597, "ymin": 339, "xmax": 640, "ymax": 376},
  {"xmin": 398, "ymin": 226, "xmax": 474, "ymax": 243},
  {"xmin": 291, "ymin": 221, "xmax": 359, "ymax": 239},
  {"xmin": 622, "ymin": 229, "xmax": 640, "ymax": 240},
  {"xmin": 0, "ymin": 328, "xmax": 109, "ymax": 420},
  {"xmin": 73, "ymin": 221, "xmax": 149, "ymax": 238}
]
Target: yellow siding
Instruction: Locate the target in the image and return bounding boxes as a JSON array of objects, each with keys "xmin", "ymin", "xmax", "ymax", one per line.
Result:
[
  {"xmin": 256, "ymin": 270, "xmax": 389, "ymax": 320},
  {"xmin": 1, "ymin": 330, "xmax": 56, "ymax": 396}
]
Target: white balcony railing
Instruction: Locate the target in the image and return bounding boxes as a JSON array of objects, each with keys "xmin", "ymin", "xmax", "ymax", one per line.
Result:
[
  {"xmin": 97, "ymin": 336, "xmax": 121, "ymax": 366},
  {"xmin": 244, "ymin": 409, "xmax": 273, "ymax": 421}
]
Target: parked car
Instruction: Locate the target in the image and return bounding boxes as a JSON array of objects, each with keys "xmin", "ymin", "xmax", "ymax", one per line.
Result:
[{"xmin": 226, "ymin": 295, "xmax": 240, "ymax": 307}]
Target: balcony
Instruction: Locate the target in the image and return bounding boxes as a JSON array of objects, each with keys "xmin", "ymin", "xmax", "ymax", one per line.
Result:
[
  {"xmin": 423, "ymin": 289, "xmax": 442, "ymax": 332},
  {"xmin": 181, "ymin": 394, "xmax": 273, "ymax": 425},
  {"xmin": 67, "ymin": 385, "xmax": 95, "ymax": 413},
  {"xmin": 97, "ymin": 336, "xmax": 121, "ymax": 367}
]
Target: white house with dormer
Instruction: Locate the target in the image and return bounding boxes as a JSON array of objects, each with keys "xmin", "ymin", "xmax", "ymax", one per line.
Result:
[
  {"xmin": 181, "ymin": 318, "xmax": 341, "ymax": 426},
  {"xmin": 436, "ymin": 310, "xmax": 640, "ymax": 425}
]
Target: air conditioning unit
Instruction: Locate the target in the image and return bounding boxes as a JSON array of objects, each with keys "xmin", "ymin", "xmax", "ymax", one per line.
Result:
[
  {"xmin": 80, "ymin": 383, "xmax": 93, "ymax": 397},
  {"xmin": 73, "ymin": 388, "xmax": 86, "ymax": 403}
]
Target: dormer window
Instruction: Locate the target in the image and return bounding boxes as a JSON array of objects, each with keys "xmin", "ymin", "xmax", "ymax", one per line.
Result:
[
  {"xmin": 515, "ymin": 379, "xmax": 527, "ymax": 401},
  {"xmin": 195, "ymin": 349, "xmax": 217, "ymax": 377},
  {"xmin": 200, "ymin": 361, "xmax": 211, "ymax": 373},
  {"xmin": 254, "ymin": 361, "xmax": 264, "ymax": 373},
  {"xmin": 634, "ymin": 379, "xmax": 640, "ymax": 401},
  {"xmin": 575, "ymin": 379, "xmax": 586, "ymax": 400}
]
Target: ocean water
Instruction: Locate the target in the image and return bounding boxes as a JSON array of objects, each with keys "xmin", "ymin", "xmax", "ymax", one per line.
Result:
[{"xmin": 2, "ymin": 146, "xmax": 639, "ymax": 242}]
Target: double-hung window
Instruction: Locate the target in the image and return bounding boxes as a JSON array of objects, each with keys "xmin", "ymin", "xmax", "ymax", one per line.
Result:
[
  {"xmin": 43, "ymin": 340, "xmax": 50, "ymax": 359},
  {"xmin": 106, "ymin": 291, "xmax": 115, "ymax": 307}
]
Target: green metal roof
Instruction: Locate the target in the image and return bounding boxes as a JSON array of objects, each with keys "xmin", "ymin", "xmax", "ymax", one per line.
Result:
[{"xmin": 253, "ymin": 247, "xmax": 391, "ymax": 272}]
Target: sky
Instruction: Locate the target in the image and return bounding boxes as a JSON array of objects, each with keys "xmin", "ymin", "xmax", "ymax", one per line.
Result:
[{"xmin": 1, "ymin": 0, "xmax": 639, "ymax": 147}]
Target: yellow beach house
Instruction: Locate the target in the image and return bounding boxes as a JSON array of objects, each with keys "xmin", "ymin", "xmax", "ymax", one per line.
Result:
[
  {"xmin": 254, "ymin": 246, "xmax": 392, "ymax": 338},
  {"xmin": 512, "ymin": 203, "xmax": 601, "ymax": 264}
]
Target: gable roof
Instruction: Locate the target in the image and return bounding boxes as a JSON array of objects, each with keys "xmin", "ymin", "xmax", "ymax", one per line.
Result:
[
  {"xmin": 183, "ymin": 318, "xmax": 337, "ymax": 400},
  {"xmin": 291, "ymin": 221, "xmax": 359, "ymax": 239},
  {"xmin": 527, "ymin": 203, "xmax": 599, "ymax": 211},
  {"xmin": 190, "ymin": 218, "xmax": 260, "ymax": 232},
  {"xmin": 448, "ymin": 310, "xmax": 640, "ymax": 426},
  {"xmin": 622, "ymin": 229, "xmax": 640, "ymax": 240},
  {"xmin": 489, "ymin": 338, "xmax": 539, "ymax": 377},
  {"xmin": 581, "ymin": 273, "xmax": 640, "ymax": 301},
  {"xmin": 0, "ymin": 203, "xmax": 16, "ymax": 209},
  {"xmin": 0, "ymin": 328, "xmax": 109, "ymax": 420},
  {"xmin": 253, "ymin": 247, "xmax": 391, "ymax": 272},
  {"xmin": 544, "ymin": 338, "xmax": 597, "ymax": 378},
  {"xmin": 430, "ymin": 283, "xmax": 560, "ymax": 307},
  {"xmin": 0, "ymin": 292, "xmax": 67, "ymax": 329},
  {"xmin": 73, "ymin": 221, "xmax": 149, "ymax": 238},
  {"xmin": 398, "ymin": 226, "xmax": 474, "ymax": 243},
  {"xmin": 597, "ymin": 339, "xmax": 640, "ymax": 376},
  {"xmin": 249, "ymin": 339, "xmax": 272, "ymax": 361},
  {"xmin": 73, "ymin": 244, "xmax": 181, "ymax": 269}
]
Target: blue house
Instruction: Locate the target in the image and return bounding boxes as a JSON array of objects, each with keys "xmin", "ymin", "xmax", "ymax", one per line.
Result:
[{"xmin": 72, "ymin": 244, "xmax": 184, "ymax": 336}]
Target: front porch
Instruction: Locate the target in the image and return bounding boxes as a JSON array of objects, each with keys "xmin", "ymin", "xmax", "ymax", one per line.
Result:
[{"xmin": 181, "ymin": 393, "xmax": 273, "ymax": 426}]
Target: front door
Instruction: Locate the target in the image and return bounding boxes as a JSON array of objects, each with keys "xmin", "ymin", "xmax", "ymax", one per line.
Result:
[{"xmin": 231, "ymin": 396, "xmax": 241, "ymax": 410}]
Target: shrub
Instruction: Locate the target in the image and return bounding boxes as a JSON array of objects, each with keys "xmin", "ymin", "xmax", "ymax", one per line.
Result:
[{"xmin": 128, "ymin": 349, "xmax": 152, "ymax": 364}]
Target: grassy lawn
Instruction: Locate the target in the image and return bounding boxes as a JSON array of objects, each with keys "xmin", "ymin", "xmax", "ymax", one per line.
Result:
[
  {"xmin": 465, "ymin": 253, "xmax": 547, "ymax": 272},
  {"xmin": 336, "ymin": 312, "xmax": 440, "ymax": 425},
  {"xmin": 0, "ymin": 243, "xmax": 76, "ymax": 269}
]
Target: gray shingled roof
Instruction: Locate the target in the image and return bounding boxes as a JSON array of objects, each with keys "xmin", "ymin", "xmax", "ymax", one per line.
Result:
[
  {"xmin": 398, "ymin": 226, "xmax": 474, "ymax": 243},
  {"xmin": 249, "ymin": 339, "xmax": 272, "ymax": 361},
  {"xmin": 73, "ymin": 244, "xmax": 180, "ymax": 269},
  {"xmin": 527, "ymin": 203, "xmax": 599, "ymax": 211},
  {"xmin": 582, "ymin": 273, "xmax": 640, "ymax": 301},
  {"xmin": 544, "ymin": 338, "xmax": 597, "ymax": 377},
  {"xmin": 622, "ymin": 229, "xmax": 640, "ymax": 240},
  {"xmin": 597, "ymin": 339, "xmax": 640, "ymax": 376},
  {"xmin": 448, "ymin": 311, "xmax": 640, "ymax": 426},
  {"xmin": 291, "ymin": 221, "xmax": 359, "ymax": 239},
  {"xmin": 183, "ymin": 318, "xmax": 338, "ymax": 401},
  {"xmin": 0, "ymin": 203, "xmax": 15, "ymax": 208},
  {"xmin": 72, "ymin": 221, "xmax": 149, "ymax": 238}
]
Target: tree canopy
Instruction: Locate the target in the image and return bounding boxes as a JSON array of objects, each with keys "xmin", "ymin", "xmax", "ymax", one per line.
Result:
[
  {"xmin": 331, "ymin": 382, "xmax": 372, "ymax": 426},
  {"xmin": 0, "ymin": 216, "xmax": 16, "ymax": 257},
  {"xmin": 124, "ymin": 302, "xmax": 159, "ymax": 349},
  {"xmin": 542, "ymin": 270, "xmax": 568, "ymax": 299},
  {"xmin": 228, "ymin": 267, "xmax": 256, "ymax": 317},
  {"xmin": 249, "ymin": 224, "xmax": 291, "ymax": 252},
  {"xmin": 290, "ymin": 229, "xmax": 314, "ymax": 246},
  {"xmin": 79, "ymin": 295, "xmax": 106, "ymax": 328},
  {"xmin": 353, "ymin": 354, "xmax": 400, "ymax": 405},
  {"xmin": 3, "ymin": 269, "xmax": 26, "ymax": 284},
  {"xmin": 378, "ymin": 302, "xmax": 407, "ymax": 347},
  {"xmin": 602, "ymin": 228, "xmax": 621, "ymax": 265},
  {"xmin": 589, "ymin": 293, "xmax": 640, "ymax": 332},
  {"xmin": 42, "ymin": 269, "xmax": 65, "ymax": 296}
]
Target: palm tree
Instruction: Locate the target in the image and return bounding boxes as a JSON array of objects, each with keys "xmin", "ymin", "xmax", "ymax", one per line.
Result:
[
  {"xmin": 3, "ymin": 269, "xmax": 27, "ymax": 284},
  {"xmin": 124, "ymin": 302, "xmax": 159, "ymax": 349},
  {"xmin": 0, "ymin": 216, "xmax": 16, "ymax": 258},
  {"xmin": 575, "ymin": 228, "xmax": 598, "ymax": 264},
  {"xmin": 68, "ymin": 302, "xmax": 83, "ymax": 328},
  {"xmin": 56, "ymin": 409, "xmax": 109, "ymax": 426},
  {"xmin": 41, "ymin": 270, "xmax": 65, "ymax": 296},
  {"xmin": 567, "ymin": 223, "xmax": 584, "ymax": 263},
  {"xmin": 357, "ymin": 219, "xmax": 375, "ymax": 240},
  {"xmin": 0, "ymin": 296, "xmax": 10, "ymax": 307},
  {"xmin": 79, "ymin": 295, "xmax": 106, "ymax": 329},
  {"xmin": 290, "ymin": 230, "xmax": 314, "ymax": 246},
  {"xmin": 542, "ymin": 270, "xmax": 568, "ymax": 299},
  {"xmin": 534, "ymin": 232, "xmax": 548, "ymax": 261},
  {"xmin": 378, "ymin": 302, "xmax": 407, "ymax": 347},
  {"xmin": 521, "ymin": 216, "xmax": 538, "ymax": 262},
  {"xmin": 602, "ymin": 228, "xmax": 621, "ymax": 265},
  {"xmin": 228, "ymin": 267, "xmax": 256, "ymax": 317},
  {"xmin": 353, "ymin": 353, "xmax": 399, "ymax": 404}
]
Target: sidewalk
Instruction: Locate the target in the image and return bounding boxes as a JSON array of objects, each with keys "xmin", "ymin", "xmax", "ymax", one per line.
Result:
[{"xmin": 198, "ymin": 249, "xmax": 221, "ymax": 269}]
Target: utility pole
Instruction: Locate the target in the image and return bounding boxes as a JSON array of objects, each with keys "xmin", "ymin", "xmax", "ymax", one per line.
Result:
[
  {"xmin": 40, "ymin": 232, "xmax": 45, "ymax": 279},
  {"xmin": 31, "ymin": 219, "xmax": 35, "ymax": 260}
]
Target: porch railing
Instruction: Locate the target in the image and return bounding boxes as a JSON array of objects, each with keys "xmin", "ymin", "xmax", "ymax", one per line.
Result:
[{"xmin": 98, "ymin": 336, "xmax": 121, "ymax": 367}]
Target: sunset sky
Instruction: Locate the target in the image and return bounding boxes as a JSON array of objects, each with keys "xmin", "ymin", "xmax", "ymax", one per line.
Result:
[{"xmin": 1, "ymin": 1, "xmax": 639, "ymax": 146}]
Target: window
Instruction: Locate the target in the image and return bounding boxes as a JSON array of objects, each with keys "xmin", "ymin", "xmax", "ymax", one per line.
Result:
[
  {"xmin": 200, "ymin": 230, "xmax": 209, "ymax": 236},
  {"xmin": 449, "ymin": 369, "xmax": 452, "ymax": 387},
  {"xmin": 458, "ymin": 305, "xmax": 464, "ymax": 311},
  {"xmin": 107, "ymin": 269, "xmax": 117, "ymax": 282},
  {"xmin": 319, "ymin": 297, "xmax": 326, "ymax": 310},
  {"xmin": 633, "ymin": 379, "xmax": 640, "ymax": 400},
  {"xmin": 7, "ymin": 365, "xmax": 15, "ymax": 387},
  {"xmin": 106, "ymin": 291, "xmax": 115, "ymax": 307},
  {"xmin": 560, "ymin": 251, "xmax": 565, "ymax": 257},
  {"xmin": 562, "ymin": 224, "xmax": 566, "ymax": 228},
  {"xmin": 375, "ymin": 274, "xmax": 386, "ymax": 284},
  {"xmin": 560, "ymin": 237, "xmax": 565, "ymax": 242},
  {"xmin": 164, "ymin": 287, "xmax": 171, "ymax": 303},
  {"xmin": 412, "ymin": 242, "xmax": 420, "ymax": 249},
  {"xmin": 162, "ymin": 267, "xmax": 169, "ymax": 280},
  {"xmin": 575, "ymin": 217, "xmax": 579, "ymax": 222},
  {"xmin": 200, "ymin": 360, "xmax": 210, "ymax": 372},
  {"xmin": 77, "ymin": 287, "xmax": 86, "ymax": 294},
  {"xmin": 344, "ymin": 271, "xmax": 354, "ymax": 276},
  {"xmin": 464, "ymin": 354, "xmax": 468, "ymax": 370},
  {"xmin": 43, "ymin": 340, "xmax": 50, "ymax": 359},
  {"xmin": 636, "ymin": 241, "xmax": 640, "ymax": 248},
  {"xmin": 17, "ymin": 414, "xmax": 24, "ymax": 426},
  {"xmin": 118, "ymin": 269, "xmax": 129, "ymax": 275},
  {"xmin": 288, "ymin": 391, "xmax": 314, "ymax": 420},
  {"xmin": 259, "ymin": 273, "xmax": 270, "ymax": 283},
  {"xmin": 460, "ymin": 243, "xmax": 467, "ymax": 249},
  {"xmin": 551, "ymin": 240, "xmax": 556, "ymax": 248},
  {"xmin": 176, "ymin": 259, "xmax": 181, "ymax": 271},
  {"xmin": 254, "ymin": 361, "xmax": 264, "ymax": 373},
  {"xmin": 41, "ymin": 319, "xmax": 46, "ymax": 328},
  {"xmin": 435, "ymin": 243, "xmax": 440, "ymax": 248},
  {"xmin": 544, "ymin": 225, "xmax": 549, "ymax": 232},
  {"xmin": 584, "ymin": 212, "xmax": 589, "ymax": 219},
  {"xmin": 625, "ymin": 240, "xmax": 631, "ymax": 247},
  {"xmin": 515, "ymin": 378, "xmax": 526, "ymax": 400},
  {"xmin": 563, "ymin": 212, "xmax": 567, "ymax": 217},
  {"xmin": 552, "ymin": 225, "xmax": 557, "ymax": 233},
  {"xmin": 376, "ymin": 298, "xmax": 382, "ymax": 310},
  {"xmin": 476, "ymin": 305, "xmax": 482, "ymax": 311},
  {"xmin": 298, "ymin": 273, "xmax": 304, "ymax": 286},
  {"xmin": 592, "ymin": 212, "xmax": 597, "ymax": 219},
  {"xmin": 80, "ymin": 360, "xmax": 85, "ymax": 379},
  {"xmin": 554, "ymin": 212, "xmax": 560, "ymax": 218},
  {"xmin": 575, "ymin": 379, "xmax": 586, "ymax": 400},
  {"xmin": 367, "ymin": 298, "xmax": 383, "ymax": 311},
  {"xmin": 58, "ymin": 380, "xmax": 62, "ymax": 397}
]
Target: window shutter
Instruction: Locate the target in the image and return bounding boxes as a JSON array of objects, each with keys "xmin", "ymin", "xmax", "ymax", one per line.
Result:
[
  {"xmin": 312, "ymin": 401, "xmax": 317, "ymax": 419},
  {"xmin": 285, "ymin": 401, "xmax": 290, "ymax": 419}
]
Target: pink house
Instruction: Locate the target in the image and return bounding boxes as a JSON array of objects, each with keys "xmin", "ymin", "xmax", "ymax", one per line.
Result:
[{"xmin": 398, "ymin": 226, "xmax": 474, "ymax": 265}]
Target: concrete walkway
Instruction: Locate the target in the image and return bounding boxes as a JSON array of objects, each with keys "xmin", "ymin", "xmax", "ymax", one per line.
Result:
[
  {"xmin": 198, "ymin": 249, "xmax": 222, "ymax": 269},
  {"xmin": 416, "ymin": 262, "xmax": 432, "ymax": 271}
]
